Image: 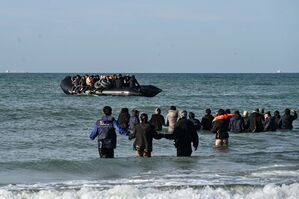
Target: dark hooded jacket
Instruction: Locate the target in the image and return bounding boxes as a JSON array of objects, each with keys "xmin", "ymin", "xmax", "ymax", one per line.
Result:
[
  {"xmin": 173, "ymin": 118, "xmax": 199, "ymax": 150},
  {"xmin": 201, "ymin": 114, "xmax": 214, "ymax": 131},
  {"xmin": 188, "ymin": 112, "xmax": 201, "ymax": 131},
  {"xmin": 150, "ymin": 114, "xmax": 165, "ymax": 131},
  {"xmin": 264, "ymin": 116, "xmax": 277, "ymax": 132},
  {"xmin": 129, "ymin": 123, "xmax": 161, "ymax": 152}
]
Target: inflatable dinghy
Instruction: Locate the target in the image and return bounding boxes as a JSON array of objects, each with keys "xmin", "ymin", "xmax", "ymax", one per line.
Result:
[{"xmin": 60, "ymin": 76, "xmax": 162, "ymax": 97}]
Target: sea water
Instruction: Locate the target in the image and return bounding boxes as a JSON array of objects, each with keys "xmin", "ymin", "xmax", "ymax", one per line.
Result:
[{"xmin": 0, "ymin": 73, "xmax": 298, "ymax": 199}]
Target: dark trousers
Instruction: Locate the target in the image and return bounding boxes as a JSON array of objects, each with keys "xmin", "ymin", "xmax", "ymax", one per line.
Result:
[
  {"xmin": 98, "ymin": 148, "xmax": 114, "ymax": 158},
  {"xmin": 177, "ymin": 147, "xmax": 192, "ymax": 157}
]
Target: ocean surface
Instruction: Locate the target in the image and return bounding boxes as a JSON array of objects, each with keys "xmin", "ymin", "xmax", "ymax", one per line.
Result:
[{"xmin": 0, "ymin": 73, "xmax": 298, "ymax": 199}]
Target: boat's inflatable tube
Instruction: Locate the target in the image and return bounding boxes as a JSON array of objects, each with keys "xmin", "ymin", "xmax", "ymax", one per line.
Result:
[
  {"xmin": 100, "ymin": 80, "xmax": 111, "ymax": 89},
  {"xmin": 94, "ymin": 81, "xmax": 102, "ymax": 89}
]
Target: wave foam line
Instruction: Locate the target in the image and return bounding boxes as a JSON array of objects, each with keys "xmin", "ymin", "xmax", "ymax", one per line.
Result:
[{"xmin": 0, "ymin": 183, "xmax": 299, "ymax": 199}]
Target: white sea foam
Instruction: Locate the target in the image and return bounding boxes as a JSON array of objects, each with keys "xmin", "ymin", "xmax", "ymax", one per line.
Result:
[
  {"xmin": 251, "ymin": 170, "xmax": 299, "ymax": 178},
  {"xmin": 0, "ymin": 183, "xmax": 299, "ymax": 199}
]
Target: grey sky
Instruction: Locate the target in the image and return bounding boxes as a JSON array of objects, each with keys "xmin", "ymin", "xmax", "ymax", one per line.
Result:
[{"xmin": 0, "ymin": 0, "xmax": 298, "ymax": 73}]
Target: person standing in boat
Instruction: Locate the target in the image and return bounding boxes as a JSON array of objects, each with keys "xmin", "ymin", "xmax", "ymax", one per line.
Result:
[
  {"xmin": 129, "ymin": 75, "xmax": 140, "ymax": 88},
  {"xmin": 124, "ymin": 74, "xmax": 131, "ymax": 87},
  {"xmin": 71, "ymin": 75, "xmax": 81, "ymax": 93},
  {"xmin": 89, "ymin": 106, "xmax": 129, "ymax": 158},
  {"xmin": 165, "ymin": 106, "xmax": 178, "ymax": 134}
]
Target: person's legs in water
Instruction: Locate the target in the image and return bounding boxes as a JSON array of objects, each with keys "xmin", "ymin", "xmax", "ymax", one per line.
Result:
[
  {"xmin": 99, "ymin": 148, "xmax": 114, "ymax": 158},
  {"xmin": 177, "ymin": 147, "xmax": 192, "ymax": 157},
  {"xmin": 215, "ymin": 139, "xmax": 228, "ymax": 146},
  {"xmin": 137, "ymin": 149, "xmax": 144, "ymax": 157},
  {"xmin": 143, "ymin": 151, "xmax": 151, "ymax": 157}
]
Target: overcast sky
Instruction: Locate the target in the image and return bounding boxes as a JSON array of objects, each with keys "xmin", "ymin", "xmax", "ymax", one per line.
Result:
[{"xmin": 0, "ymin": 0, "xmax": 298, "ymax": 73}]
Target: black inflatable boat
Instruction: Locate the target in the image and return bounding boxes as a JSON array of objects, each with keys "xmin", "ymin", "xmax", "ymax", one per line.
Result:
[{"xmin": 60, "ymin": 76, "xmax": 162, "ymax": 97}]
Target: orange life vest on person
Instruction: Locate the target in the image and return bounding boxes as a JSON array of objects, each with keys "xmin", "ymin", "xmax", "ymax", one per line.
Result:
[{"xmin": 213, "ymin": 114, "xmax": 235, "ymax": 122}]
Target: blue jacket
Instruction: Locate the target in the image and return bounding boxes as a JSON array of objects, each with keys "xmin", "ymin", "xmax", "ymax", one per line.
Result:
[
  {"xmin": 90, "ymin": 115, "xmax": 128, "ymax": 149},
  {"xmin": 229, "ymin": 116, "xmax": 245, "ymax": 133}
]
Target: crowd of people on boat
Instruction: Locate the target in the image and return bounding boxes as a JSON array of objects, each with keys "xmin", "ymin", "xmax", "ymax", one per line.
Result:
[
  {"xmin": 70, "ymin": 74, "xmax": 140, "ymax": 93},
  {"xmin": 89, "ymin": 106, "xmax": 297, "ymax": 158}
]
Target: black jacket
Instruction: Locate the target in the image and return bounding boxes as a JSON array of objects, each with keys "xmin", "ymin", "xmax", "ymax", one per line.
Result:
[
  {"xmin": 264, "ymin": 116, "xmax": 277, "ymax": 132},
  {"xmin": 201, "ymin": 115, "xmax": 214, "ymax": 130},
  {"xmin": 249, "ymin": 112, "xmax": 264, "ymax": 132},
  {"xmin": 281, "ymin": 112, "xmax": 297, "ymax": 129},
  {"xmin": 129, "ymin": 123, "xmax": 161, "ymax": 152},
  {"xmin": 173, "ymin": 118, "xmax": 199, "ymax": 149},
  {"xmin": 150, "ymin": 114, "xmax": 165, "ymax": 131},
  {"xmin": 211, "ymin": 119, "xmax": 229, "ymax": 139},
  {"xmin": 189, "ymin": 118, "xmax": 201, "ymax": 131}
]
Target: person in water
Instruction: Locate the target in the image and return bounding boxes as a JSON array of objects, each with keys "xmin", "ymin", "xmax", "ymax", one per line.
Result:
[
  {"xmin": 281, "ymin": 109, "xmax": 297, "ymax": 129},
  {"xmin": 263, "ymin": 111, "xmax": 276, "ymax": 132},
  {"xmin": 129, "ymin": 113, "xmax": 162, "ymax": 157},
  {"xmin": 211, "ymin": 109, "xmax": 233, "ymax": 146},
  {"xmin": 149, "ymin": 107, "xmax": 165, "ymax": 132},
  {"xmin": 188, "ymin": 112, "xmax": 201, "ymax": 131},
  {"xmin": 242, "ymin": 111, "xmax": 250, "ymax": 132},
  {"xmin": 249, "ymin": 110, "xmax": 264, "ymax": 132},
  {"xmin": 173, "ymin": 110, "xmax": 198, "ymax": 157},
  {"xmin": 117, "ymin": 108, "xmax": 130, "ymax": 131},
  {"xmin": 129, "ymin": 109, "xmax": 140, "ymax": 132},
  {"xmin": 89, "ymin": 106, "xmax": 129, "ymax": 158},
  {"xmin": 274, "ymin": 110, "xmax": 282, "ymax": 129},
  {"xmin": 229, "ymin": 111, "xmax": 245, "ymax": 133},
  {"xmin": 165, "ymin": 106, "xmax": 179, "ymax": 134},
  {"xmin": 201, "ymin": 108, "xmax": 214, "ymax": 131}
]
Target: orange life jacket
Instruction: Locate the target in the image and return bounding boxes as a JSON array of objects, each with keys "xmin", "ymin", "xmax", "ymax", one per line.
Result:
[{"xmin": 213, "ymin": 114, "xmax": 235, "ymax": 122}]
